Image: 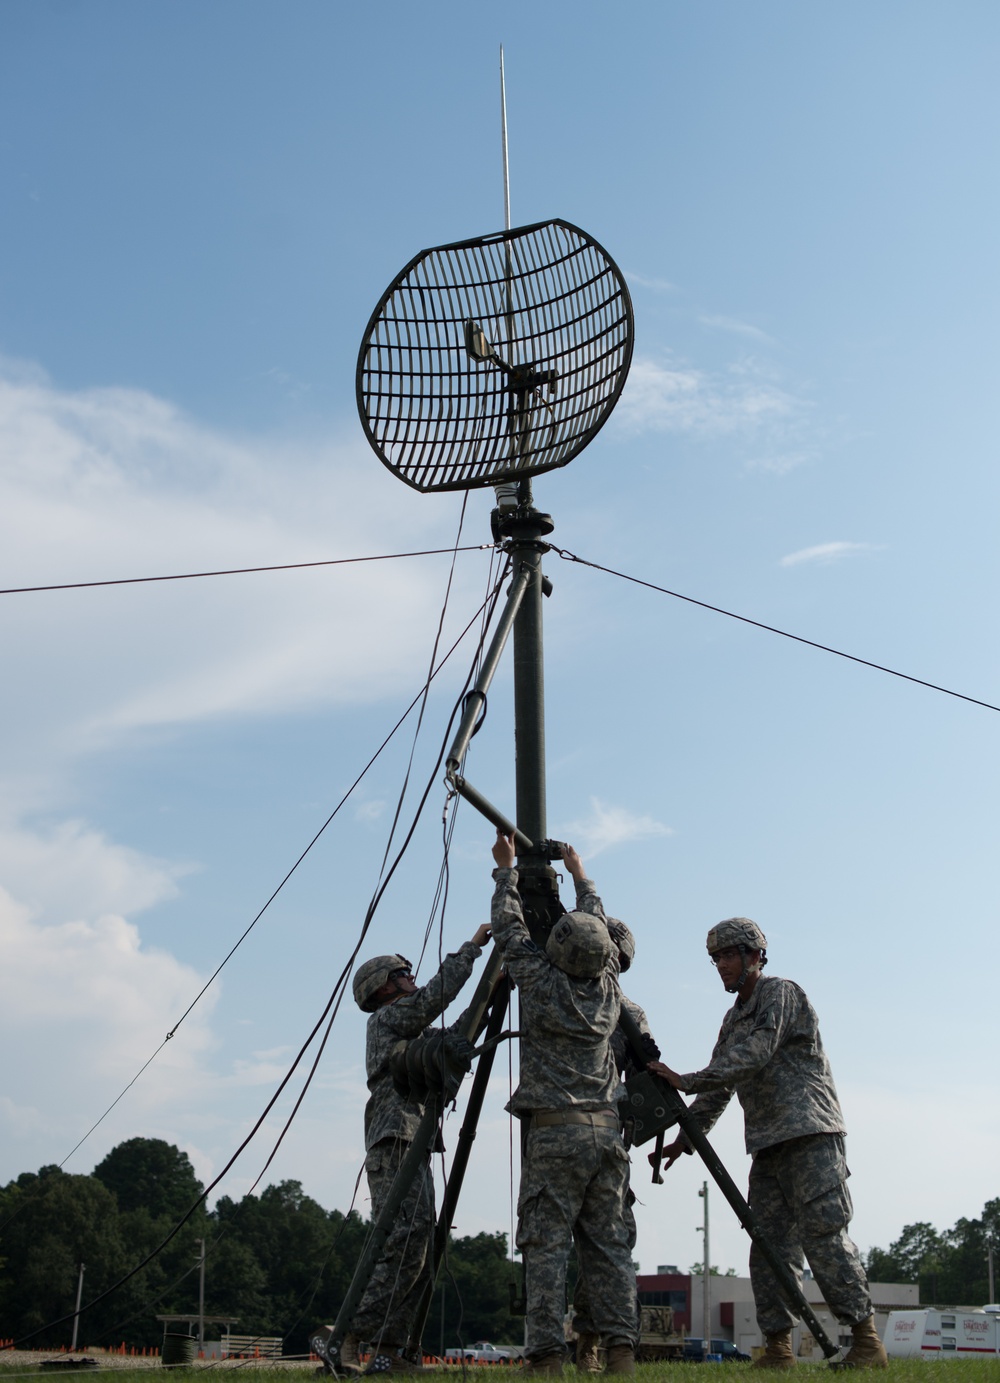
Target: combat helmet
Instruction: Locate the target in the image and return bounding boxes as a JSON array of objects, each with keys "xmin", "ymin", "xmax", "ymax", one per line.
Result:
[
  {"xmin": 546, "ymin": 912, "xmax": 613, "ymax": 979},
  {"xmin": 353, "ymin": 954, "xmax": 412, "ymax": 1012},
  {"xmin": 706, "ymin": 917, "xmax": 767, "ymax": 994},
  {"xmin": 705, "ymin": 917, "xmax": 767, "ymax": 956},
  {"xmin": 606, "ymin": 918, "xmax": 635, "ymax": 971}
]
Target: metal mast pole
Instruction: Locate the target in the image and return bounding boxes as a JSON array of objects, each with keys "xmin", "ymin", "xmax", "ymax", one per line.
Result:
[
  {"xmin": 502, "ymin": 496, "xmax": 558, "ymax": 934},
  {"xmin": 698, "ymin": 1182, "xmax": 711, "ymax": 1348},
  {"xmin": 71, "ymin": 1263, "xmax": 85, "ymax": 1351},
  {"xmin": 196, "ymin": 1238, "xmax": 205, "ymax": 1350}
]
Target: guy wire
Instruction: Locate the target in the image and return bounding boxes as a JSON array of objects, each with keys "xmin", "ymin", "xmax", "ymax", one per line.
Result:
[
  {"xmin": 42, "ymin": 564, "xmax": 511, "ymax": 1188},
  {"xmin": 0, "ymin": 546, "xmax": 491, "ymax": 596},
  {"xmin": 552, "ymin": 546, "xmax": 1000, "ymax": 714},
  {"xmin": 5, "ymin": 569, "xmax": 513, "ymax": 1345},
  {"xmin": 372, "ymin": 494, "xmax": 470, "ymax": 893}
]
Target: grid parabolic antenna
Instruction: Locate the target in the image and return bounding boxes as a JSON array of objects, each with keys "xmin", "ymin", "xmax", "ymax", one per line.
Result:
[{"xmin": 356, "ymin": 219, "xmax": 634, "ymax": 493}]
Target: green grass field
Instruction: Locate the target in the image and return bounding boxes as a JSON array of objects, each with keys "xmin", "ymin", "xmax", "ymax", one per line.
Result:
[{"xmin": 3, "ymin": 1364, "xmax": 1000, "ymax": 1381}]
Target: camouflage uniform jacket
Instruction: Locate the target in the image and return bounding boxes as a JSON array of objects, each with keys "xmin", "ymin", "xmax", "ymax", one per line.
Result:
[
  {"xmin": 363, "ymin": 940, "xmax": 483, "ymax": 1150},
  {"xmin": 490, "ymin": 867, "xmax": 620, "ymax": 1116},
  {"xmin": 680, "ymin": 974, "xmax": 845, "ymax": 1155},
  {"xmin": 612, "ymin": 993, "xmax": 656, "ymax": 1115},
  {"xmin": 612, "ymin": 993, "xmax": 655, "ymax": 1078}
]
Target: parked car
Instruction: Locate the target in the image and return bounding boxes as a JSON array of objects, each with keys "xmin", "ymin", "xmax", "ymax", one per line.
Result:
[
  {"xmin": 443, "ymin": 1342, "xmax": 515, "ymax": 1364},
  {"xmin": 683, "ymin": 1337, "xmax": 752, "ymax": 1363}
]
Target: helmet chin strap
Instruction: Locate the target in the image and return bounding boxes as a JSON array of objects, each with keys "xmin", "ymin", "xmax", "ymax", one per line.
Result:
[{"xmin": 725, "ymin": 946, "xmax": 755, "ymax": 994}]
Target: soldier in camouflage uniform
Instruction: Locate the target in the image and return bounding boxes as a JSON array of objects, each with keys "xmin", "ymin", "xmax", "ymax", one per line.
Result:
[
  {"xmin": 346, "ymin": 926, "xmax": 491, "ymax": 1374},
  {"xmin": 650, "ymin": 919, "xmax": 887, "ymax": 1370},
  {"xmin": 572, "ymin": 921, "xmax": 660, "ymax": 1372},
  {"xmin": 490, "ymin": 833, "xmax": 638, "ymax": 1377}
]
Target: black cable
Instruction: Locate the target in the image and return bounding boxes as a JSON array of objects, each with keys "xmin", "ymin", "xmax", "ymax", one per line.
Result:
[
  {"xmin": 10, "ymin": 572, "xmax": 510, "ymax": 1217},
  {"xmin": 0, "ymin": 547, "xmax": 493, "ymax": 596},
  {"xmin": 372, "ymin": 494, "xmax": 470, "ymax": 894},
  {"xmin": 5, "ymin": 563, "xmax": 513, "ymax": 1353},
  {"xmin": 552, "ymin": 546, "xmax": 1000, "ymax": 715}
]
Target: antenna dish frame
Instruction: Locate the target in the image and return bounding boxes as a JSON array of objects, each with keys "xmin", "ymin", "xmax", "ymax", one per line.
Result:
[{"xmin": 356, "ymin": 218, "xmax": 634, "ymax": 494}]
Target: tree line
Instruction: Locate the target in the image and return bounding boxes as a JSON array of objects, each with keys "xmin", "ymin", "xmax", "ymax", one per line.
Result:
[
  {"xmin": 0, "ymin": 1138, "xmax": 522, "ymax": 1353},
  {"xmin": 863, "ymin": 1199, "xmax": 999, "ymax": 1306}
]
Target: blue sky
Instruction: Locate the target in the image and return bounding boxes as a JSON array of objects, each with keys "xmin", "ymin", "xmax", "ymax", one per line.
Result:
[{"xmin": 1, "ymin": 0, "xmax": 998, "ymax": 1288}]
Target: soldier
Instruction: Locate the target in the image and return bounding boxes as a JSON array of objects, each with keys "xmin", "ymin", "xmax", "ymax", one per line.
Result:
[
  {"xmin": 490, "ymin": 832, "xmax": 638, "ymax": 1377},
  {"xmin": 649, "ymin": 918, "xmax": 888, "ymax": 1370},
  {"xmin": 345, "ymin": 925, "xmax": 492, "ymax": 1375},
  {"xmin": 572, "ymin": 920, "xmax": 659, "ymax": 1373}
]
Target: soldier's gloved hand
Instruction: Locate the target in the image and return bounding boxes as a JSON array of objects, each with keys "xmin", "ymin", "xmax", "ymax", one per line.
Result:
[{"xmin": 639, "ymin": 1032, "xmax": 661, "ymax": 1062}]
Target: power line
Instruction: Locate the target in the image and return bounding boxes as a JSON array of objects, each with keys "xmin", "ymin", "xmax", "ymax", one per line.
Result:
[
  {"xmin": 6, "ymin": 563, "xmax": 512, "ymax": 1353},
  {"xmin": 50, "ymin": 572, "xmax": 511, "ymax": 1181},
  {"xmin": 553, "ymin": 546, "xmax": 1000, "ymax": 715},
  {"xmin": 0, "ymin": 546, "xmax": 494, "ymax": 596}
]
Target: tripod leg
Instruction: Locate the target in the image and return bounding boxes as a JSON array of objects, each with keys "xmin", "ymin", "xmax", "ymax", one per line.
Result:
[
  {"xmin": 411, "ymin": 981, "xmax": 513, "ymax": 1350},
  {"xmin": 616, "ymin": 1007, "xmax": 839, "ymax": 1360},
  {"xmin": 318, "ymin": 956, "xmax": 505, "ymax": 1369}
]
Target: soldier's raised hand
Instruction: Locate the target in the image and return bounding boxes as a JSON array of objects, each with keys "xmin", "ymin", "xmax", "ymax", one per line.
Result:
[
  {"xmin": 492, "ymin": 831, "xmax": 516, "ymax": 869},
  {"xmin": 560, "ymin": 842, "xmax": 586, "ymax": 882}
]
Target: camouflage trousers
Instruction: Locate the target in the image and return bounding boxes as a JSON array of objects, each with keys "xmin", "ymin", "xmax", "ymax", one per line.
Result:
[
  {"xmin": 572, "ymin": 1186, "xmax": 637, "ymax": 1336},
  {"xmin": 748, "ymin": 1133, "xmax": 872, "ymax": 1336},
  {"xmin": 352, "ymin": 1137, "xmax": 435, "ymax": 1350},
  {"xmin": 517, "ymin": 1122, "xmax": 638, "ymax": 1361}
]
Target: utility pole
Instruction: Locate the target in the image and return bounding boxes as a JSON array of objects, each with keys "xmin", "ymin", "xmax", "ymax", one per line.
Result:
[
  {"xmin": 195, "ymin": 1238, "xmax": 206, "ymax": 1350},
  {"xmin": 698, "ymin": 1182, "xmax": 711, "ymax": 1348},
  {"xmin": 988, "ymin": 1239, "xmax": 995, "ymax": 1305},
  {"xmin": 70, "ymin": 1263, "xmax": 85, "ymax": 1351}
]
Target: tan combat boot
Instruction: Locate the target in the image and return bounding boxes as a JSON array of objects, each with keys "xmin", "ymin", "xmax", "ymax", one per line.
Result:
[
  {"xmin": 340, "ymin": 1334, "xmax": 362, "ymax": 1372},
  {"xmin": 604, "ymin": 1345, "xmax": 634, "ymax": 1376},
  {"xmin": 523, "ymin": 1353, "xmax": 564, "ymax": 1375},
  {"xmin": 575, "ymin": 1333, "xmax": 602, "ymax": 1373},
  {"xmin": 840, "ymin": 1317, "xmax": 888, "ymax": 1369},
  {"xmin": 753, "ymin": 1330, "xmax": 795, "ymax": 1369}
]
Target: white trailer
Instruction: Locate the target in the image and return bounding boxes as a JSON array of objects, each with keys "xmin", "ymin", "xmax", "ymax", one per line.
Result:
[{"xmin": 884, "ymin": 1306, "xmax": 1000, "ymax": 1359}]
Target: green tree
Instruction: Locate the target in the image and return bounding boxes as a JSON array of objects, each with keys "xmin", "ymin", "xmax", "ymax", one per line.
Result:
[
  {"xmin": 434, "ymin": 1232, "xmax": 521, "ymax": 1347},
  {"xmin": 864, "ymin": 1221, "xmax": 943, "ymax": 1287},
  {"xmin": 212, "ymin": 1180, "xmax": 369, "ymax": 1355},
  {"xmin": 93, "ymin": 1138, "xmax": 203, "ymax": 1220},
  {"xmin": 91, "ymin": 1138, "xmax": 210, "ymax": 1347},
  {"xmin": 0, "ymin": 1166, "xmax": 128, "ymax": 1348},
  {"xmin": 865, "ymin": 1203, "xmax": 1000, "ymax": 1305}
]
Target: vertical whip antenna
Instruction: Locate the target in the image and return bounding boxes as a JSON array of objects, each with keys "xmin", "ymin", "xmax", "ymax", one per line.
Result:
[
  {"xmin": 500, "ymin": 45, "xmax": 512, "ymax": 232},
  {"xmin": 500, "ymin": 45, "xmax": 517, "ymax": 376},
  {"xmin": 499, "ymin": 44, "xmax": 517, "ymax": 437}
]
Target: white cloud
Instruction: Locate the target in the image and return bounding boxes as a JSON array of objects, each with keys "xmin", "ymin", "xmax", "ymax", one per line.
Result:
[
  {"xmin": 779, "ymin": 541, "xmax": 880, "ymax": 567},
  {"xmin": 0, "ymin": 875, "xmax": 219, "ymax": 1161},
  {"xmin": 559, "ymin": 796, "xmax": 673, "ymax": 858},
  {"xmin": 0, "ymin": 816, "xmax": 186, "ymax": 922},
  {"xmin": 616, "ymin": 355, "xmax": 800, "ymax": 439},
  {"xmin": 0, "ymin": 360, "xmax": 483, "ymax": 772},
  {"xmin": 698, "ymin": 313, "xmax": 776, "ymax": 345},
  {"xmin": 744, "ymin": 451, "xmax": 812, "ymax": 476},
  {"xmin": 622, "ymin": 270, "xmax": 678, "ymax": 294},
  {"xmin": 0, "ymin": 359, "xmax": 490, "ymax": 1188}
]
